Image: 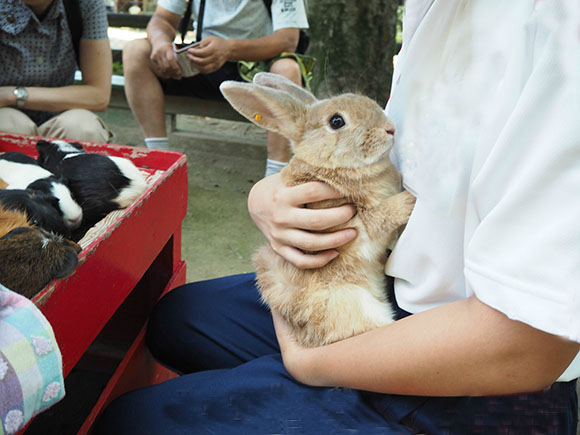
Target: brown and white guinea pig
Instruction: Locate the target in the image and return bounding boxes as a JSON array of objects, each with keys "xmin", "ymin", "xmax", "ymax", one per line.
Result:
[
  {"xmin": 35, "ymin": 140, "xmax": 148, "ymax": 239},
  {"xmin": 0, "ymin": 205, "xmax": 81, "ymax": 299},
  {"xmin": 220, "ymin": 73, "xmax": 416, "ymax": 347},
  {"xmin": 0, "ymin": 152, "xmax": 83, "ymax": 230}
]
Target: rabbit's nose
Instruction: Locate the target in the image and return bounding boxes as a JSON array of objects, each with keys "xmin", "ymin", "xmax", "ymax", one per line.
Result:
[{"xmin": 386, "ymin": 128, "xmax": 396, "ymax": 136}]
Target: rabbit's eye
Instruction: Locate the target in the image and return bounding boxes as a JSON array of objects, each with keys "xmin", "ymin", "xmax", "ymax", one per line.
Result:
[{"xmin": 329, "ymin": 114, "xmax": 345, "ymax": 130}]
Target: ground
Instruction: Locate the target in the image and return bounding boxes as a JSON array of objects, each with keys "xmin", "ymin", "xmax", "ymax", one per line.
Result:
[{"xmin": 99, "ymin": 105, "xmax": 268, "ymax": 283}]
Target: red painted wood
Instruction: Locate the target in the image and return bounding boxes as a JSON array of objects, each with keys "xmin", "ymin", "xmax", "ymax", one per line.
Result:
[
  {"xmin": 78, "ymin": 262, "xmax": 185, "ymax": 434},
  {"xmin": 1, "ymin": 132, "xmax": 188, "ymax": 432}
]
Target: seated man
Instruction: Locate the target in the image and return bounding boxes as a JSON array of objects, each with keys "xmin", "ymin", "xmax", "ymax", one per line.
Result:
[
  {"xmin": 123, "ymin": 0, "xmax": 309, "ymax": 176},
  {"xmin": 0, "ymin": 0, "xmax": 113, "ymax": 143}
]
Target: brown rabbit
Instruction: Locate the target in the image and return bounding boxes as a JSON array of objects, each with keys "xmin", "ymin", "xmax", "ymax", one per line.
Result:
[{"xmin": 220, "ymin": 73, "xmax": 415, "ymax": 347}]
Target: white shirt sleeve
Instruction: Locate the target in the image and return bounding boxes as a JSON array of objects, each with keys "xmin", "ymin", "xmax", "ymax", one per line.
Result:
[
  {"xmin": 464, "ymin": 28, "xmax": 580, "ymax": 344},
  {"xmin": 157, "ymin": 0, "xmax": 187, "ymax": 16},
  {"xmin": 270, "ymin": 0, "xmax": 309, "ymax": 31},
  {"xmin": 386, "ymin": 0, "xmax": 580, "ymax": 381}
]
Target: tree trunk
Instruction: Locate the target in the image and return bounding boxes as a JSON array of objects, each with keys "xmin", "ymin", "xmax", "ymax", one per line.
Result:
[{"xmin": 306, "ymin": 0, "xmax": 400, "ymax": 107}]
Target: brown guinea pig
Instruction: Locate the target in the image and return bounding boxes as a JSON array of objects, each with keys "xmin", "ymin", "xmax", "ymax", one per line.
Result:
[{"xmin": 0, "ymin": 205, "xmax": 81, "ymax": 299}]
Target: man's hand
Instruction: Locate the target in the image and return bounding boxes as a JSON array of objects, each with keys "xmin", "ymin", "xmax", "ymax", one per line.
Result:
[
  {"xmin": 150, "ymin": 42, "xmax": 182, "ymax": 79},
  {"xmin": 187, "ymin": 36, "xmax": 232, "ymax": 74},
  {"xmin": 248, "ymin": 174, "xmax": 357, "ymax": 269}
]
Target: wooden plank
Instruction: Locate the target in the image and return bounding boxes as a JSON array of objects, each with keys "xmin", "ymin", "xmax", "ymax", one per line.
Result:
[
  {"xmin": 109, "ymin": 86, "xmax": 249, "ymax": 123},
  {"xmin": 107, "ymin": 12, "xmax": 151, "ymax": 29}
]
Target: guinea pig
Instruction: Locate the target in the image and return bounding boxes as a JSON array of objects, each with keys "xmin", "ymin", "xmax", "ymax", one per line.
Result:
[
  {"xmin": 220, "ymin": 73, "xmax": 416, "ymax": 347},
  {"xmin": 0, "ymin": 152, "xmax": 83, "ymax": 229},
  {"xmin": 0, "ymin": 223, "xmax": 81, "ymax": 299},
  {"xmin": 35, "ymin": 140, "xmax": 148, "ymax": 239},
  {"xmin": 0, "ymin": 189, "xmax": 70, "ymax": 237},
  {"xmin": 0, "ymin": 203, "xmax": 31, "ymax": 235}
]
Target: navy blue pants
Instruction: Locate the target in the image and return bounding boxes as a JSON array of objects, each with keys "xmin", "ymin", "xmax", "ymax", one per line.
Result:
[{"xmin": 95, "ymin": 273, "xmax": 578, "ymax": 434}]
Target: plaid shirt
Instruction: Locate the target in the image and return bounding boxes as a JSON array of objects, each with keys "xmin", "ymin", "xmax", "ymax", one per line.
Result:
[
  {"xmin": 0, "ymin": 0, "xmax": 108, "ymax": 124},
  {"xmin": 0, "ymin": 284, "xmax": 64, "ymax": 434}
]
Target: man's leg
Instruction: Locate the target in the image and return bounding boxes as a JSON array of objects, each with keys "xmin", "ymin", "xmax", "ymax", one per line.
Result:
[
  {"xmin": 122, "ymin": 39, "xmax": 169, "ymax": 149},
  {"xmin": 38, "ymin": 109, "xmax": 113, "ymax": 142},
  {"xmin": 0, "ymin": 108, "xmax": 38, "ymax": 136},
  {"xmin": 265, "ymin": 58, "xmax": 303, "ymax": 177}
]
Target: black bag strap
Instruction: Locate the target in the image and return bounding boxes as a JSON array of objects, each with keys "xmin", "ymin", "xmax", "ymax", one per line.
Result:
[
  {"xmin": 179, "ymin": 0, "xmax": 205, "ymax": 44},
  {"xmin": 63, "ymin": 0, "xmax": 82, "ymax": 65},
  {"xmin": 262, "ymin": 0, "xmax": 273, "ymax": 17}
]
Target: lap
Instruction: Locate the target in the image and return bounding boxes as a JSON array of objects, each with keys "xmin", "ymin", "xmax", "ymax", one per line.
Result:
[
  {"xmin": 160, "ymin": 62, "xmax": 242, "ymax": 100},
  {"xmin": 38, "ymin": 109, "xmax": 112, "ymax": 143},
  {"xmin": 0, "ymin": 108, "xmax": 111, "ymax": 143},
  {"xmin": 95, "ymin": 354, "xmax": 398, "ymax": 435},
  {"xmin": 102, "ymin": 273, "xmax": 578, "ymax": 434},
  {"xmin": 0, "ymin": 107, "xmax": 38, "ymax": 135}
]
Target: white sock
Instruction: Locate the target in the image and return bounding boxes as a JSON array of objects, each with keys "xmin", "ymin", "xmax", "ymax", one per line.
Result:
[
  {"xmin": 265, "ymin": 158, "xmax": 288, "ymax": 177},
  {"xmin": 144, "ymin": 137, "xmax": 170, "ymax": 150}
]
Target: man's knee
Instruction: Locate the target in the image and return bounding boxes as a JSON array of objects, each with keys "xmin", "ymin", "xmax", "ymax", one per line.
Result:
[
  {"xmin": 122, "ymin": 38, "xmax": 153, "ymax": 75},
  {"xmin": 269, "ymin": 58, "xmax": 302, "ymax": 86},
  {"xmin": 0, "ymin": 108, "xmax": 38, "ymax": 135}
]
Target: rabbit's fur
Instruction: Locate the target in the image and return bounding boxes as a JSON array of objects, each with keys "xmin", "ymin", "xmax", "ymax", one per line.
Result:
[
  {"xmin": 0, "ymin": 205, "xmax": 80, "ymax": 298},
  {"xmin": 220, "ymin": 73, "xmax": 415, "ymax": 347}
]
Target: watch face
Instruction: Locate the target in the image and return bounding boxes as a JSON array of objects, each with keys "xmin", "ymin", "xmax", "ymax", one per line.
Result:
[{"xmin": 14, "ymin": 87, "xmax": 28, "ymax": 108}]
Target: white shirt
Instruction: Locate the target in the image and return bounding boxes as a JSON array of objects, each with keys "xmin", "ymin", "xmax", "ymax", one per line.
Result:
[
  {"xmin": 385, "ymin": 0, "xmax": 580, "ymax": 381},
  {"xmin": 158, "ymin": 0, "xmax": 309, "ymax": 40}
]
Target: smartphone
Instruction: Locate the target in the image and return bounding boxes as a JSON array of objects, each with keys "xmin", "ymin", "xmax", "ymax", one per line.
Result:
[{"xmin": 172, "ymin": 41, "xmax": 201, "ymax": 77}]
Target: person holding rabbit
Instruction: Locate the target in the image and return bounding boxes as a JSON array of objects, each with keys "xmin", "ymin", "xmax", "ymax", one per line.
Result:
[{"xmin": 96, "ymin": 1, "xmax": 580, "ymax": 434}]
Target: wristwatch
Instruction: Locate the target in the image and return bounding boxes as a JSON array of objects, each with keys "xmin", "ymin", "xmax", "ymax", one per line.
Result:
[{"xmin": 13, "ymin": 86, "xmax": 28, "ymax": 109}]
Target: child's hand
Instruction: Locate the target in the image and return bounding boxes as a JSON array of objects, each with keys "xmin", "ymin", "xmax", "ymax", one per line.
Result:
[{"xmin": 248, "ymin": 173, "xmax": 357, "ymax": 269}]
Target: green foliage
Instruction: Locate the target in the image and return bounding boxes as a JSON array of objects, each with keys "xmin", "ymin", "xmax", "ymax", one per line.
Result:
[
  {"xmin": 112, "ymin": 61, "xmax": 124, "ymax": 76},
  {"xmin": 396, "ymin": 4, "xmax": 404, "ymax": 43}
]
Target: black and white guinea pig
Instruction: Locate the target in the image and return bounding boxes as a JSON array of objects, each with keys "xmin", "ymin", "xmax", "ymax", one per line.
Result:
[
  {"xmin": 36, "ymin": 140, "xmax": 148, "ymax": 236},
  {"xmin": 0, "ymin": 189, "xmax": 71, "ymax": 237},
  {"xmin": 0, "ymin": 152, "xmax": 83, "ymax": 229}
]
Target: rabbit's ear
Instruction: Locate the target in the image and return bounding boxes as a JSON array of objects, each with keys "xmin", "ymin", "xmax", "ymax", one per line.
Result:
[
  {"xmin": 220, "ymin": 81, "xmax": 306, "ymax": 142},
  {"xmin": 253, "ymin": 72, "xmax": 317, "ymax": 105}
]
